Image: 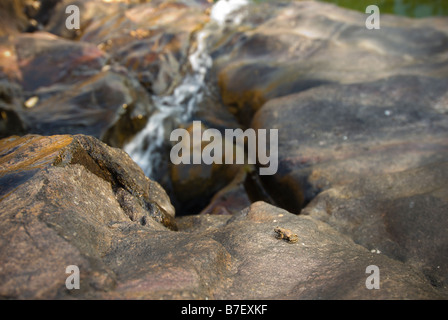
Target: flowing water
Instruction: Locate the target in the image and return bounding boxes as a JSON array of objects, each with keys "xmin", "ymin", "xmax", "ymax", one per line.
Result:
[{"xmin": 124, "ymin": 0, "xmax": 250, "ymax": 179}]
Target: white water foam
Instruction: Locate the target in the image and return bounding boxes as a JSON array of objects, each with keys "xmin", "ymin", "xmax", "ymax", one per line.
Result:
[{"xmin": 124, "ymin": 0, "xmax": 250, "ymax": 178}]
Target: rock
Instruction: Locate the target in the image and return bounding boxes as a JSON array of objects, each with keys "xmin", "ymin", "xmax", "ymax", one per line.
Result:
[
  {"xmin": 0, "ymin": 80, "xmax": 26, "ymax": 138},
  {"xmin": 0, "ymin": 134, "xmax": 176, "ymax": 230},
  {"xmin": 111, "ymin": 201, "xmax": 446, "ymax": 299},
  {"xmin": 0, "ymin": 0, "xmax": 31, "ymax": 36},
  {"xmin": 0, "ymin": 108, "xmax": 25, "ymax": 139},
  {"xmin": 27, "ymin": 0, "xmax": 64, "ymax": 27},
  {"xmin": 212, "ymin": 1, "xmax": 448, "ymax": 125},
  {"xmin": 0, "ymin": 132, "xmax": 443, "ymax": 299},
  {"xmin": 80, "ymin": 1, "xmax": 210, "ymax": 95},
  {"xmin": 0, "ymin": 31, "xmax": 155, "ymax": 147},
  {"xmin": 20, "ymin": 68, "xmax": 154, "ymax": 148},
  {"xmin": 0, "ymin": 134, "xmax": 178, "ymax": 299},
  {"xmin": 3, "ymin": 164, "xmax": 444, "ymax": 300},
  {"xmin": 1, "ymin": 0, "xmax": 447, "ymax": 301},
  {"xmin": 303, "ymin": 161, "xmax": 448, "ymax": 290},
  {"xmin": 45, "ymin": 0, "xmax": 126, "ymax": 40},
  {"xmin": 2, "ymin": 32, "xmax": 107, "ymax": 92},
  {"xmin": 210, "ymin": 202, "xmax": 447, "ymax": 299},
  {"xmin": 252, "ymin": 75, "xmax": 448, "ymax": 213}
]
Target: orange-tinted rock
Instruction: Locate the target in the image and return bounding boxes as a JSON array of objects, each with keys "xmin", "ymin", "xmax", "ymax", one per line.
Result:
[
  {"xmin": 0, "ymin": 32, "xmax": 107, "ymax": 92},
  {"xmin": 81, "ymin": 1, "xmax": 210, "ymax": 95}
]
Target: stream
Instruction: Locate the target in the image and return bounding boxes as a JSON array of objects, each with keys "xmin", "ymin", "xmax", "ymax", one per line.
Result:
[{"xmin": 124, "ymin": 0, "xmax": 250, "ymax": 180}]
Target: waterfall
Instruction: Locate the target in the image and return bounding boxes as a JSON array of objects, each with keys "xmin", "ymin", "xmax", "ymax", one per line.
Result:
[{"xmin": 124, "ymin": 0, "xmax": 249, "ymax": 179}]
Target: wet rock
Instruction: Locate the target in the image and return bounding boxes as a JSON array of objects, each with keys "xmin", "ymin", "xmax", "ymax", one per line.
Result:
[
  {"xmin": 80, "ymin": 1, "xmax": 210, "ymax": 95},
  {"xmin": 199, "ymin": 165, "xmax": 277, "ymax": 216},
  {"xmin": 252, "ymin": 75, "xmax": 448, "ymax": 212},
  {"xmin": 303, "ymin": 161, "xmax": 448, "ymax": 291},
  {"xmin": 45, "ymin": 0, "xmax": 126, "ymax": 40},
  {"xmin": 192, "ymin": 89, "xmax": 241, "ymax": 134},
  {"xmin": 212, "ymin": 1, "xmax": 448, "ymax": 125},
  {"xmin": 0, "ymin": 31, "xmax": 155, "ymax": 147},
  {"xmin": 0, "ymin": 108, "xmax": 25, "ymax": 139},
  {"xmin": 20, "ymin": 69, "xmax": 154, "ymax": 148},
  {"xmin": 2, "ymin": 32, "xmax": 107, "ymax": 92}
]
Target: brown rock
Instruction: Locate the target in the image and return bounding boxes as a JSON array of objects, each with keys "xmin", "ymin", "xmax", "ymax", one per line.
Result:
[
  {"xmin": 1, "ymin": 146, "xmax": 444, "ymax": 300},
  {"xmin": 0, "ymin": 134, "xmax": 176, "ymax": 230},
  {"xmin": 252, "ymin": 75, "xmax": 448, "ymax": 213},
  {"xmin": 303, "ymin": 161, "xmax": 448, "ymax": 290},
  {"xmin": 212, "ymin": 1, "xmax": 448, "ymax": 125},
  {"xmin": 0, "ymin": 80, "xmax": 26, "ymax": 138},
  {"xmin": 80, "ymin": 1, "xmax": 210, "ymax": 95},
  {"xmin": 190, "ymin": 202, "xmax": 446, "ymax": 299},
  {"xmin": 0, "ymin": 0, "xmax": 30, "ymax": 36},
  {"xmin": 5, "ymin": 32, "xmax": 107, "ymax": 92},
  {"xmin": 20, "ymin": 69, "xmax": 154, "ymax": 148}
]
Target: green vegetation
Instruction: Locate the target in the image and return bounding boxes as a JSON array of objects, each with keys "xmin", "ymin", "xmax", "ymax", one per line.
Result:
[
  {"xmin": 319, "ymin": 0, "xmax": 448, "ymax": 17},
  {"xmin": 249, "ymin": 0, "xmax": 448, "ymax": 18}
]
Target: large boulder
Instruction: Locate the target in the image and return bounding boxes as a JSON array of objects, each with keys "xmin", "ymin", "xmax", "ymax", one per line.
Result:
[
  {"xmin": 0, "ymin": 32, "xmax": 155, "ymax": 147},
  {"xmin": 252, "ymin": 75, "xmax": 448, "ymax": 212},
  {"xmin": 212, "ymin": 0, "xmax": 448, "ymax": 125},
  {"xmin": 0, "ymin": 134, "xmax": 176, "ymax": 231},
  {"xmin": 0, "ymin": 134, "xmax": 445, "ymax": 299},
  {"xmin": 303, "ymin": 161, "xmax": 448, "ymax": 290},
  {"xmin": 0, "ymin": 134, "xmax": 177, "ymax": 299},
  {"xmin": 106, "ymin": 201, "xmax": 448, "ymax": 299}
]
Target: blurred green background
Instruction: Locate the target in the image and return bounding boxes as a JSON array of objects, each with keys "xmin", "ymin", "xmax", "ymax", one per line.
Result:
[
  {"xmin": 250, "ymin": 0, "xmax": 448, "ymax": 18},
  {"xmin": 320, "ymin": 0, "xmax": 448, "ymax": 17}
]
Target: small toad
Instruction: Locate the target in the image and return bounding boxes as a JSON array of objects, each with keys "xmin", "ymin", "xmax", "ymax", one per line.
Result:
[{"xmin": 274, "ymin": 227, "xmax": 298, "ymax": 243}]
